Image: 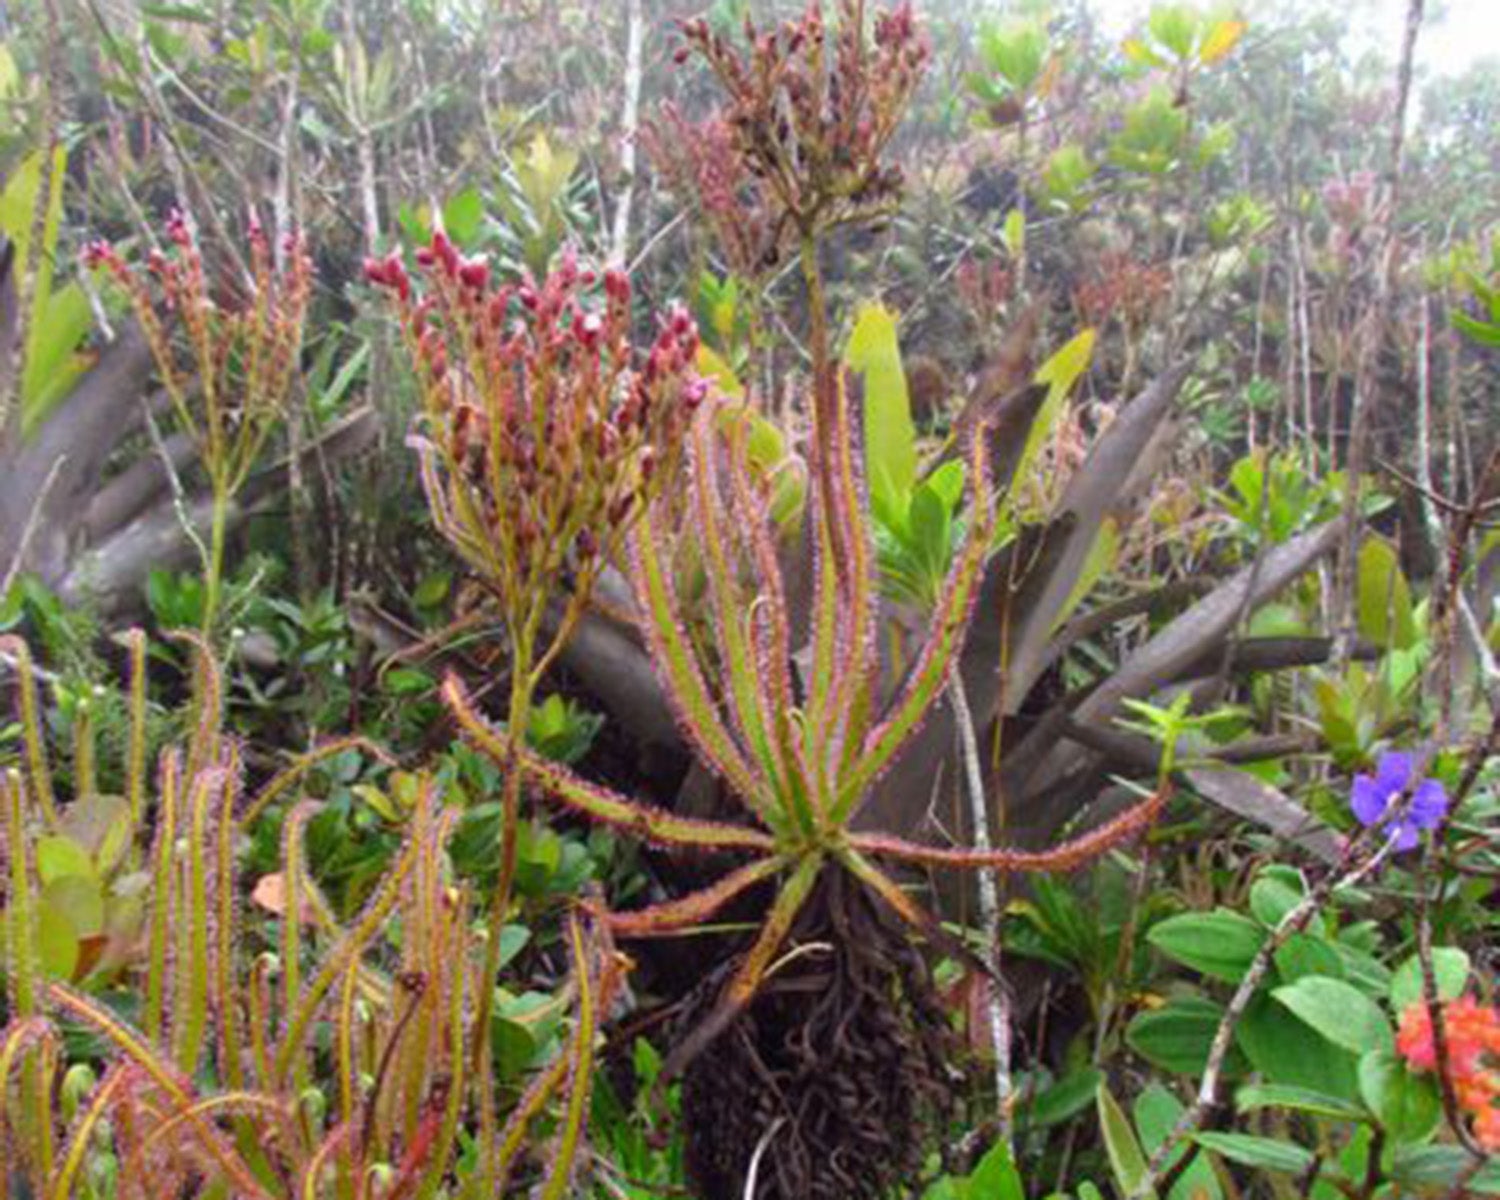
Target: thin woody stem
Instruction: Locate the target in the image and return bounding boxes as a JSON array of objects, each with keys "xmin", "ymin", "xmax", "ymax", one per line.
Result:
[{"xmin": 1129, "ymin": 828, "xmax": 1398, "ymax": 1199}]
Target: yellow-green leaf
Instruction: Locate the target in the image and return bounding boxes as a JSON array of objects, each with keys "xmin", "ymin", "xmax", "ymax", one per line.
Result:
[
  {"xmin": 1198, "ymin": 19, "xmax": 1246, "ymax": 65},
  {"xmin": 1014, "ymin": 328, "xmax": 1096, "ymax": 493},
  {"xmin": 1356, "ymin": 538, "xmax": 1417, "ymax": 651},
  {"xmin": 1050, "ymin": 518, "xmax": 1119, "ymax": 634},
  {"xmin": 845, "ymin": 301, "xmax": 917, "ymax": 516},
  {"xmin": 1122, "ymin": 37, "xmax": 1166, "ymax": 68},
  {"xmin": 697, "ymin": 344, "xmax": 745, "ymax": 399}
]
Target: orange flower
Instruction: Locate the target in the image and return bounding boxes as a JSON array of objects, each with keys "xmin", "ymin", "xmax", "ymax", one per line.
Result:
[
  {"xmin": 1475, "ymin": 1099, "xmax": 1500, "ymax": 1152},
  {"xmin": 1397, "ymin": 994, "xmax": 1500, "ymax": 1151}
]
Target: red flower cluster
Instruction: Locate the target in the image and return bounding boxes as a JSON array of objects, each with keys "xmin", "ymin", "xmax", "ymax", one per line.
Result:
[
  {"xmin": 1397, "ymin": 995, "xmax": 1500, "ymax": 1150},
  {"xmin": 659, "ymin": 0, "xmax": 928, "ymax": 261},
  {"xmin": 83, "ymin": 207, "xmax": 312, "ymax": 482},
  {"xmin": 365, "ymin": 232, "xmax": 707, "ymax": 612}
]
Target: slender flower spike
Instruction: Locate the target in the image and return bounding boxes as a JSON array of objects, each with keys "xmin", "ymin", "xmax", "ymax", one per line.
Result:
[{"xmin": 1349, "ymin": 751, "xmax": 1447, "ymax": 852}]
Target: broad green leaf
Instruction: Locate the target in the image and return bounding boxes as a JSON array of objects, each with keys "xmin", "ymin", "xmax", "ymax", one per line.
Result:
[
  {"xmin": 1134, "ymin": 1083, "xmax": 1222, "ymax": 1200},
  {"xmin": 1148, "ymin": 5, "xmax": 1200, "ymax": 60},
  {"xmin": 1234, "ymin": 1083, "xmax": 1365, "ymax": 1121},
  {"xmin": 1272, "ymin": 933, "xmax": 1344, "ymax": 984},
  {"xmin": 1198, "ymin": 19, "xmax": 1246, "ymax": 64},
  {"xmin": 1237, "ymin": 993, "xmax": 1360, "ymax": 1100},
  {"xmin": 1049, "ymin": 517, "xmax": 1118, "ymax": 634},
  {"xmin": 846, "ymin": 302, "xmax": 917, "ymax": 516},
  {"xmin": 1249, "ymin": 872, "xmax": 1303, "ymax": 927},
  {"xmin": 698, "ymin": 344, "xmax": 745, "ymax": 399},
  {"xmin": 1334, "ymin": 943, "xmax": 1393, "ymax": 998},
  {"xmin": 1028, "ymin": 1066, "xmax": 1103, "ymax": 1127},
  {"xmin": 1002, "ymin": 208, "xmax": 1026, "ymax": 258},
  {"xmin": 1357, "ymin": 538, "xmax": 1417, "ymax": 650},
  {"xmin": 22, "ymin": 284, "xmax": 93, "ymax": 431},
  {"xmin": 442, "ymin": 187, "xmax": 485, "ymax": 246},
  {"xmin": 0, "ymin": 44, "xmax": 18, "ymax": 97},
  {"xmin": 1392, "ymin": 1146, "xmax": 1500, "ymax": 1194},
  {"xmin": 1127, "ymin": 995, "xmax": 1243, "ymax": 1076},
  {"xmin": 1192, "ymin": 1132, "xmax": 1314, "ymax": 1176},
  {"xmin": 514, "ymin": 132, "xmax": 578, "ymax": 222},
  {"xmin": 1044, "ymin": 144, "xmax": 1095, "ymax": 210},
  {"xmin": 59, "ymin": 794, "xmax": 132, "ymax": 877},
  {"xmin": 1122, "ymin": 37, "xmax": 1167, "ymax": 68},
  {"xmin": 1097, "ymin": 1081, "xmax": 1157, "ymax": 1200},
  {"xmin": 1389, "ymin": 948, "xmax": 1470, "ymax": 1011},
  {"xmin": 41, "ymin": 876, "xmax": 105, "ymax": 940},
  {"xmin": 968, "ymin": 1139, "xmax": 1025, "ymax": 1200},
  {"xmin": 979, "ymin": 20, "xmax": 1048, "ymax": 93},
  {"xmin": 494, "ymin": 923, "xmax": 531, "ymax": 971},
  {"xmin": 37, "ymin": 901, "xmax": 80, "ymax": 979},
  {"xmin": 1273, "ymin": 976, "xmax": 1395, "ymax": 1056},
  {"xmin": 36, "ymin": 836, "xmax": 96, "ymax": 887},
  {"xmin": 926, "ymin": 461, "xmax": 966, "ymax": 510},
  {"xmin": 1, "ymin": 146, "xmax": 83, "ymax": 427},
  {"xmin": 1359, "ymin": 1049, "xmax": 1441, "ymax": 1143},
  {"xmin": 1147, "ymin": 909, "xmax": 1264, "ymax": 983},
  {"xmin": 1015, "ymin": 328, "xmax": 1095, "ymax": 493}
]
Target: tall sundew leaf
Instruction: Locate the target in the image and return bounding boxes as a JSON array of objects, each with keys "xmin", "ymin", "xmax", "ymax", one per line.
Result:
[
  {"xmin": 172, "ymin": 768, "xmax": 223, "ymax": 1077},
  {"xmin": 417, "ymin": 904, "xmax": 470, "ymax": 1200},
  {"xmin": 661, "ymin": 853, "xmax": 825, "ymax": 1084},
  {"xmin": 169, "ymin": 631, "xmax": 222, "ymax": 784},
  {"xmin": 690, "ymin": 416, "xmax": 788, "ymax": 810},
  {"xmin": 607, "ymin": 855, "xmax": 785, "ymax": 937},
  {"xmin": 247, "ymin": 955, "xmax": 276, "ymax": 1103},
  {"xmin": 0, "ymin": 1018, "xmax": 55, "ymax": 1102},
  {"xmin": 335, "ymin": 954, "xmax": 363, "ymax": 1160},
  {"xmin": 277, "ymin": 857, "xmax": 390, "ymax": 1014},
  {"xmin": 144, "ymin": 752, "xmax": 181, "ymax": 1043},
  {"xmin": 398, "ymin": 783, "xmax": 451, "ymax": 1145},
  {"xmin": 624, "ymin": 510, "xmax": 769, "ymax": 817},
  {"xmin": 0, "ymin": 638, "xmax": 57, "ymax": 828},
  {"xmin": 299, "ymin": 1120, "xmax": 353, "ymax": 1200},
  {"xmin": 273, "ymin": 826, "xmax": 421, "ymax": 1088},
  {"xmin": 134, "ymin": 1093, "xmax": 297, "ymax": 1170},
  {"xmin": 124, "ymin": 630, "xmax": 149, "ymax": 827},
  {"xmin": 804, "ymin": 465, "xmax": 844, "ymax": 758},
  {"xmin": 536, "ymin": 916, "xmax": 603, "ymax": 1200},
  {"xmin": 72, "ymin": 694, "xmax": 97, "ymax": 799},
  {"xmin": 494, "ymin": 1043, "xmax": 571, "ymax": 1192},
  {"xmin": 3, "ymin": 773, "xmax": 42, "ymax": 1017},
  {"xmin": 847, "ymin": 786, "xmax": 1167, "ymax": 871},
  {"xmin": 49, "ymin": 1064, "xmax": 130, "ymax": 1200},
  {"xmin": 238, "ymin": 735, "xmax": 392, "ymax": 827},
  {"xmin": 445, "ymin": 676, "xmax": 774, "ymax": 852},
  {"xmin": 837, "ymin": 435, "xmax": 997, "ymax": 822},
  {"xmin": 0, "ymin": 1016, "xmax": 57, "ymax": 1194},
  {"xmin": 814, "ymin": 372, "xmax": 883, "ymax": 791},
  {"xmin": 723, "ymin": 436, "xmax": 796, "ymax": 718},
  {"xmin": 214, "ymin": 747, "xmax": 244, "ymax": 1093},
  {"xmin": 279, "ymin": 801, "xmax": 318, "ymax": 1095},
  {"xmin": 836, "ymin": 849, "xmax": 933, "ymax": 931},
  {"xmin": 711, "ymin": 429, "xmax": 822, "ymax": 834},
  {"xmin": 519, "ymin": 741, "xmax": 775, "ymax": 851},
  {"xmin": 46, "ymin": 984, "xmax": 271, "ymax": 1199}
]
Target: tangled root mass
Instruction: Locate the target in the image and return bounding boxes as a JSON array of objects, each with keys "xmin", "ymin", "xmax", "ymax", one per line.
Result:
[{"xmin": 680, "ymin": 869, "xmax": 965, "ymax": 1199}]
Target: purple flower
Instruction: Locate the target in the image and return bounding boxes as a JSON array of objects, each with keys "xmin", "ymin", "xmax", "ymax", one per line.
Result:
[{"xmin": 1350, "ymin": 751, "xmax": 1448, "ymax": 852}]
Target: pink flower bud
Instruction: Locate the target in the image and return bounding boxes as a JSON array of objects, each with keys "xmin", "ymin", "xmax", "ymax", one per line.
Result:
[
  {"xmin": 576, "ymin": 312, "xmax": 604, "ymax": 349},
  {"xmin": 165, "ymin": 208, "xmax": 191, "ymax": 247},
  {"xmin": 82, "ymin": 239, "xmax": 112, "ymax": 270},
  {"xmin": 458, "ymin": 256, "xmax": 490, "ymax": 290}
]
